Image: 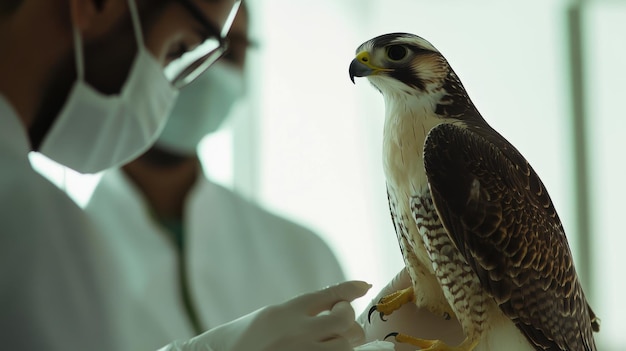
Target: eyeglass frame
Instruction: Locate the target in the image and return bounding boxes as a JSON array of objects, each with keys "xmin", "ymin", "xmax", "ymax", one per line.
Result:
[{"xmin": 167, "ymin": 0, "xmax": 241, "ymax": 88}]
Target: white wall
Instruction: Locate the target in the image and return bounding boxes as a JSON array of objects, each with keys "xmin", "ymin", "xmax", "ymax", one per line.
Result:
[{"xmin": 586, "ymin": 2, "xmax": 626, "ymax": 349}]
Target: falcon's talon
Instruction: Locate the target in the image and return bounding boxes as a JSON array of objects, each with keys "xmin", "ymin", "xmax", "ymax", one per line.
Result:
[
  {"xmin": 383, "ymin": 332, "xmax": 398, "ymax": 341},
  {"xmin": 369, "ymin": 286, "xmax": 415, "ymax": 322},
  {"xmin": 367, "ymin": 288, "xmax": 414, "ymax": 323},
  {"xmin": 367, "ymin": 304, "xmax": 388, "ymax": 323},
  {"xmin": 443, "ymin": 312, "xmax": 451, "ymax": 320},
  {"xmin": 367, "ymin": 305, "xmax": 376, "ymax": 323}
]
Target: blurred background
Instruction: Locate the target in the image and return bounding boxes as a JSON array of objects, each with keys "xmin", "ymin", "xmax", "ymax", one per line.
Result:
[{"xmin": 30, "ymin": 0, "xmax": 624, "ymax": 349}]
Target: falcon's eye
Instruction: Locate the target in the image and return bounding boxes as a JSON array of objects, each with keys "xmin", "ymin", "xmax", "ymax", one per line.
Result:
[{"xmin": 386, "ymin": 45, "xmax": 408, "ymax": 61}]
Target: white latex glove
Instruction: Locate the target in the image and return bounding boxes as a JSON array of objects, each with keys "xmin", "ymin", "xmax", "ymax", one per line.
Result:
[
  {"xmin": 358, "ymin": 269, "xmax": 465, "ymax": 351},
  {"xmin": 353, "ymin": 340, "xmax": 396, "ymax": 350},
  {"xmin": 160, "ymin": 280, "xmax": 371, "ymax": 351}
]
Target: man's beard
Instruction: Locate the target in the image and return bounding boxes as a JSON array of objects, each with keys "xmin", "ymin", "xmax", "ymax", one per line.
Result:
[{"xmin": 135, "ymin": 146, "xmax": 195, "ymax": 168}]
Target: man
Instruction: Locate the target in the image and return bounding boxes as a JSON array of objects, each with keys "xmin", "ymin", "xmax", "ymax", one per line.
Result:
[
  {"xmin": 83, "ymin": 4, "xmax": 348, "ymax": 350},
  {"xmin": 0, "ymin": 1, "xmax": 372, "ymax": 350}
]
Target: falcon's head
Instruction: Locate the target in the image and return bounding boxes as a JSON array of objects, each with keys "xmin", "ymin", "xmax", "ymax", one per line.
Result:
[
  {"xmin": 349, "ymin": 32, "xmax": 476, "ymax": 119},
  {"xmin": 349, "ymin": 33, "xmax": 451, "ymax": 94}
]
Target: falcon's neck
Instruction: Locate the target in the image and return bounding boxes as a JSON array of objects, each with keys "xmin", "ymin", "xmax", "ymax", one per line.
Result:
[{"xmin": 382, "ymin": 89, "xmax": 450, "ymax": 194}]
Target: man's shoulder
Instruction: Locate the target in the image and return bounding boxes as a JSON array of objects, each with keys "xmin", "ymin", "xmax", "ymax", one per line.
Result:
[
  {"xmin": 0, "ymin": 159, "xmax": 91, "ymax": 238},
  {"xmin": 201, "ymin": 179, "xmax": 318, "ymax": 238}
]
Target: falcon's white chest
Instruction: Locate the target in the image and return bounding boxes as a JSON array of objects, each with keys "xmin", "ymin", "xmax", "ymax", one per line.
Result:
[
  {"xmin": 382, "ymin": 91, "xmax": 447, "ymax": 197},
  {"xmin": 382, "ymin": 90, "xmax": 454, "ymax": 310}
]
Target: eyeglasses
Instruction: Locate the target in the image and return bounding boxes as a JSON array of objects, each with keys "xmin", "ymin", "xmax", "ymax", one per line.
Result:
[{"xmin": 164, "ymin": 0, "xmax": 241, "ymax": 88}]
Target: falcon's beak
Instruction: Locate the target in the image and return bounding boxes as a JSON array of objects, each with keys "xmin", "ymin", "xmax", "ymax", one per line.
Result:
[{"xmin": 349, "ymin": 51, "xmax": 387, "ymax": 84}]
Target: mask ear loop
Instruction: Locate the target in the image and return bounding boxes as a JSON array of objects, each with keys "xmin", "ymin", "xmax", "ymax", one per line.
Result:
[
  {"xmin": 126, "ymin": 0, "xmax": 146, "ymax": 48},
  {"xmin": 63, "ymin": 16, "xmax": 85, "ymax": 193},
  {"xmin": 71, "ymin": 21, "xmax": 85, "ymax": 81},
  {"xmin": 71, "ymin": 0, "xmax": 143, "ymax": 81}
]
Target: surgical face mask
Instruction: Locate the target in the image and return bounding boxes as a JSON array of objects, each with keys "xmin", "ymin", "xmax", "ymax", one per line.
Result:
[
  {"xmin": 39, "ymin": 0, "xmax": 178, "ymax": 174},
  {"xmin": 155, "ymin": 62, "xmax": 244, "ymax": 155}
]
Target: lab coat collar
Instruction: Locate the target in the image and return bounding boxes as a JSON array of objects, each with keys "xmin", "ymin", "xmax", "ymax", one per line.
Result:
[
  {"xmin": 0, "ymin": 94, "xmax": 31, "ymax": 160},
  {"xmin": 97, "ymin": 166, "xmax": 214, "ymax": 232},
  {"xmin": 100, "ymin": 165, "xmax": 212, "ymax": 214},
  {"xmin": 100, "ymin": 168, "xmax": 154, "ymax": 217}
]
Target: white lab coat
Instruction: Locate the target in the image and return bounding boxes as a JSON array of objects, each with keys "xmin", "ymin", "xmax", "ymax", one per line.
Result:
[
  {"xmin": 85, "ymin": 168, "xmax": 346, "ymax": 351},
  {"xmin": 0, "ymin": 96, "xmax": 126, "ymax": 350}
]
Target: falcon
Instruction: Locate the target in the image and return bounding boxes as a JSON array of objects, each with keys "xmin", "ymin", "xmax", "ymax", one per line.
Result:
[{"xmin": 349, "ymin": 33, "xmax": 599, "ymax": 351}]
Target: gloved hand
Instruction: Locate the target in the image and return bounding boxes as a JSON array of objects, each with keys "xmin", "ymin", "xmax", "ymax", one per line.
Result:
[
  {"xmin": 358, "ymin": 269, "xmax": 465, "ymax": 351},
  {"xmin": 159, "ymin": 280, "xmax": 371, "ymax": 351}
]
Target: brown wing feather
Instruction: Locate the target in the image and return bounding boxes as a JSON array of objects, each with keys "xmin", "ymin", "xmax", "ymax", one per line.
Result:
[
  {"xmin": 387, "ymin": 187, "xmax": 407, "ymax": 256},
  {"xmin": 423, "ymin": 122, "xmax": 598, "ymax": 351}
]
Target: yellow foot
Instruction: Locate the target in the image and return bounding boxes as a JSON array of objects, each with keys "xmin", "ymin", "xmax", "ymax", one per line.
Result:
[
  {"xmin": 368, "ymin": 287, "xmax": 415, "ymax": 322},
  {"xmin": 386, "ymin": 333, "xmax": 478, "ymax": 351}
]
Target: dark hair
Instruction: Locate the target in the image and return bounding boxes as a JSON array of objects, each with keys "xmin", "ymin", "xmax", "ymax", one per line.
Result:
[
  {"xmin": 94, "ymin": 0, "xmax": 105, "ymax": 11},
  {"xmin": 0, "ymin": 0, "xmax": 22, "ymax": 14}
]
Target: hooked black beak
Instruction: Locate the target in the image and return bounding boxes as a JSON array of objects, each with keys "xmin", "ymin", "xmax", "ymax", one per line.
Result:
[{"xmin": 349, "ymin": 58, "xmax": 373, "ymax": 84}]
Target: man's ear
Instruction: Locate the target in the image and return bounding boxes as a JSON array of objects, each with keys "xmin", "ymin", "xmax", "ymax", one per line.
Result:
[{"xmin": 68, "ymin": 0, "xmax": 99, "ymax": 31}]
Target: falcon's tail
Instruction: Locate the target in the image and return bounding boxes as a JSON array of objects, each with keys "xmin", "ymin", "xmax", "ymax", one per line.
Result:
[{"xmin": 588, "ymin": 304, "xmax": 600, "ymax": 333}]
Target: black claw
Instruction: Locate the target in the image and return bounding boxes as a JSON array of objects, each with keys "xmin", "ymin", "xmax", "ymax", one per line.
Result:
[
  {"xmin": 367, "ymin": 305, "xmax": 377, "ymax": 323},
  {"xmin": 367, "ymin": 304, "xmax": 388, "ymax": 323},
  {"xmin": 379, "ymin": 311, "xmax": 388, "ymax": 322},
  {"xmin": 384, "ymin": 332, "xmax": 399, "ymax": 341},
  {"xmin": 443, "ymin": 312, "xmax": 451, "ymax": 320}
]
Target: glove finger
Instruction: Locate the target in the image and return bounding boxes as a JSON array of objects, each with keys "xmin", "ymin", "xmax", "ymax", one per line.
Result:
[
  {"xmin": 343, "ymin": 321, "xmax": 365, "ymax": 346},
  {"xmin": 292, "ymin": 281, "xmax": 371, "ymax": 316},
  {"xmin": 309, "ymin": 301, "xmax": 358, "ymax": 340},
  {"xmin": 330, "ymin": 300, "xmax": 356, "ymax": 321}
]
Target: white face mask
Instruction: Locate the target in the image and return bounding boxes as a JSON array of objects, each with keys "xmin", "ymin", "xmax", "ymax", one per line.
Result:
[
  {"xmin": 39, "ymin": 0, "xmax": 179, "ymax": 174},
  {"xmin": 155, "ymin": 61, "xmax": 244, "ymax": 155}
]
